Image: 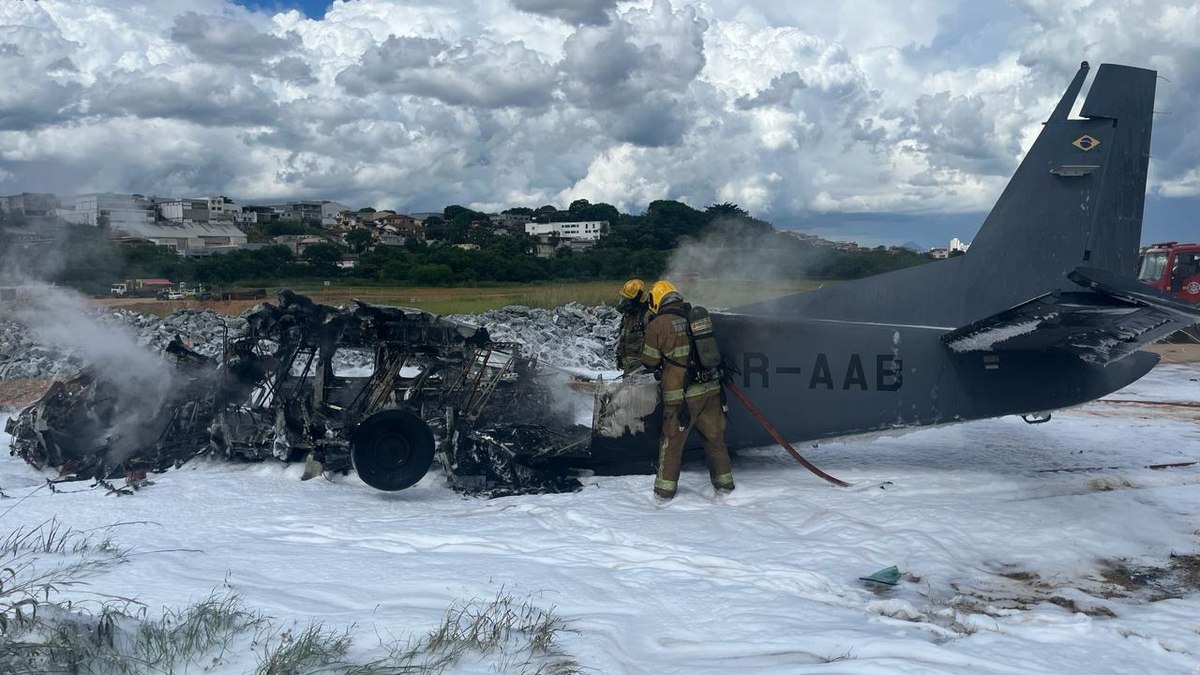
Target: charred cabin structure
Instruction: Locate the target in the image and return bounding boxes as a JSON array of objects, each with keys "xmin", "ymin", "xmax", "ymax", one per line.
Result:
[{"xmin": 6, "ymin": 291, "xmax": 667, "ymax": 495}]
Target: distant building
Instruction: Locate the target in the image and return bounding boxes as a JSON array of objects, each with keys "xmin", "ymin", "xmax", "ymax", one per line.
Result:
[
  {"xmin": 491, "ymin": 212, "xmax": 533, "ymax": 233},
  {"xmin": 1, "ymin": 192, "xmax": 59, "ymax": 218},
  {"xmin": 321, "ymin": 201, "xmax": 351, "ymax": 227},
  {"xmin": 273, "ymin": 234, "xmax": 329, "ymax": 255},
  {"xmin": 62, "ymin": 193, "xmax": 156, "ymax": 229},
  {"xmin": 949, "ymin": 237, "xmax": 971, "ymax": 253},
  {"xmin": 929, "ymin": 247, "xmax": 950, "ymax": 260},
  {"xmin": 524, "ymin": 220, "xmax": 606, "ymax": 241},
  {"xmin": 113, "ymin": 219, "xmax": 248, "ymax": 253},
  {"xmin": 260, "ymin": 200, "xmax": 340, "ymax": 225},
  {"xmin": 157, "ymin": 198, "xmax": 211, "ymax": 223},
  {"xmin": 206, "ymin": 196, "xmax": 243, "ymax": 223},
  {"xmin": 529, "ymin": 234, "xmax": 596, "ymax": 258}
]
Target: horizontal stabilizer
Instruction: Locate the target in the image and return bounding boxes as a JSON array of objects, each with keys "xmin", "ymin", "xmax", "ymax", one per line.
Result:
[{"xmin": 942, "ymin": 268, "xmax": 1200, "ymax": 365}]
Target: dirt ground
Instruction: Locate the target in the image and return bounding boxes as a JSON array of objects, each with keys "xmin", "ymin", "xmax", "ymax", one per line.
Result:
[
  {"xmin": 1145, "ymin": 342, "xmax": 1200, "ymax": 363},
  {"xmin": 0, "ymin": 379, "xmax": 53, "ymax": 409}
]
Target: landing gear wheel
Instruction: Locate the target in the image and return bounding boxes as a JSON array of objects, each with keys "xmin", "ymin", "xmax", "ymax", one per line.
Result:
[{"xmin": 351, "ymin": 409, "xmax": 435, "ymax": 491}]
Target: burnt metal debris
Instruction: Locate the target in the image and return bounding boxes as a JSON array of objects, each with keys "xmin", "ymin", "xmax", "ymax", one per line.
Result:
[{"xmin": 6, "ymin": 291, "xmax": 663, "ymax": 496}]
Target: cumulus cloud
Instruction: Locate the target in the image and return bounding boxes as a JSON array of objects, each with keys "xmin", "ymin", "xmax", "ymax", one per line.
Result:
[
  {"xmin": 511, "ymin": 0, "xmax": 617, "ymax": 26},
  {"xmin": 0, "ymin": 0, "xmax": 1196, "ymax": 240},
  {"xmin": 170, "ymin": 12, "xmax": 292, "ymax": 68},
  {"xmin": 337, "ymin": 35, "xmax": 557, "ymax": 108},
  {"xmin": 88, "ymin": 65, "xmax": 282, "ymax": 127},
  {"xmin": 560, "ymin": 1, "xmax": 708, "ymax": 145},
  {"xmin": 734, "ymin": 71, "xmax": 806, "ymax": 110}
]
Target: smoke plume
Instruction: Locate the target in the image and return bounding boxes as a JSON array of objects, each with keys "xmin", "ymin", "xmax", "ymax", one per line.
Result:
[
  {"xmin": 663, "ymin": 218, "xmax": 815, "ymax": 309},
  {"xmin": 1, "ymin": 218, "xmax": 175, "ymax": 465}
]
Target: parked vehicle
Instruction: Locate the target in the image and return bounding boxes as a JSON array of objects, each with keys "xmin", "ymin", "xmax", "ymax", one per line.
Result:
[
  {"xmin": 117, "ymin": 278, "xmax": 173, "ymax": 298},
  {"xmin": 1139, "ymin": 242, "xmax": 1200, "ymax": 341}
]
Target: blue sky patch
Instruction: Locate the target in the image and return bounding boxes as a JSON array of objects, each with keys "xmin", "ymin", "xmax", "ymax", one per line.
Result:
[{"xmin": 232, "ymin": 0, "xmax": 328, "ymax": 19}]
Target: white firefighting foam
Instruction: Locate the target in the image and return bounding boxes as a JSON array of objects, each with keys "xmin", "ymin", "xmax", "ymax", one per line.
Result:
[{"xmin": 1, "ymin": 363, "xmax": 1198, "ymax": 673}]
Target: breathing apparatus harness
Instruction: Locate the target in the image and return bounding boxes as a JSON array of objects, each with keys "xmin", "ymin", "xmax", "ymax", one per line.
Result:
[{"xmin": 655, "ymin": 302, "xmax": 727, "ymax": 430}]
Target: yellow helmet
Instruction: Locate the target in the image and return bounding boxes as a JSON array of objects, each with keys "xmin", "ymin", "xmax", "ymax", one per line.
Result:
[
  {"xmin": 648, "ymin": 280, "xmax": 681, "ymax": 313},
  {"xmin": 619, "ymin": 278, "xmax": 645, "ymax": 302}
]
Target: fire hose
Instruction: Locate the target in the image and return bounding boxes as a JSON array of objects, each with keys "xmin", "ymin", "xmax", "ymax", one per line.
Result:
[{"xmin": 724, "ymin": 382, "xmax": 850, "ymax": 487}]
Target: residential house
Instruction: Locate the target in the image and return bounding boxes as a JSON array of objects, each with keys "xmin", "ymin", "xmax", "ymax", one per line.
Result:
[{"xmin": 273, "ymin": 234, "xmax": 330, "ymax": 255}]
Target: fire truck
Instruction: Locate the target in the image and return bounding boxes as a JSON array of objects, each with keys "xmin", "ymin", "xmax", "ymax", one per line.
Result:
[{"xmin": 1138, "ymin": 242, "xmax": 1200, "ymax": 341}]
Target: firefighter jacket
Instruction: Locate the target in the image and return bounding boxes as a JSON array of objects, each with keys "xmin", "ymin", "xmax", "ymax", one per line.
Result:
[
  {"xmin": 640, "ymin": 300, "xmax": 721, "ymax": 405},
  {"xmin": 617, "ymin": 304, "xmax": 649, "ymax": 369}
]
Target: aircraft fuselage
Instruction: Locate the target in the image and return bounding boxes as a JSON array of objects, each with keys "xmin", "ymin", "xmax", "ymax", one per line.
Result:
[{"xmin": 714, "ymin": 312, "xmax": 1157, "ymax": 450}]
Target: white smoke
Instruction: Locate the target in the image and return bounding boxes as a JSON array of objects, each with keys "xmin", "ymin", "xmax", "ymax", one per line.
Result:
[
  {"xmin": 663, "ymin": 218, "xmax": 814, "ymax": 308},
  {"xmin": 10, "ymin": 282, "xmax": 176, "ymax": 463}
]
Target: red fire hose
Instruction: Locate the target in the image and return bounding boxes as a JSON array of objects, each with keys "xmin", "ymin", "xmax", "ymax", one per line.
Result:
[{"xmin": 725, "ymin": 382, "xmax": 850, "ymax": 487}]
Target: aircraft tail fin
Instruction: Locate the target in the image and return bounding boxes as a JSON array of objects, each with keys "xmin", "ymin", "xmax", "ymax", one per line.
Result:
[{"xmin": 961, "ymin": 62, "xmax": 1157, "ymax": 316}]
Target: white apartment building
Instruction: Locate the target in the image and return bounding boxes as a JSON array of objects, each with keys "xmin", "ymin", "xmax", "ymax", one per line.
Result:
[{"xmin": 523, "ymin": 220, "xmax": 606, "ymax": 241}]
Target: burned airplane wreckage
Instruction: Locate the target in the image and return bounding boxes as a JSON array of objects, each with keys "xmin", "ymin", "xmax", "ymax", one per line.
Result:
[{"xmin": 6, "ymin": 291, "xmax": 664, "ymax": 495}]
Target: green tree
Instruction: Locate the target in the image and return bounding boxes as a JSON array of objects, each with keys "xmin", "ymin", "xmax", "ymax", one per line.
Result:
[
  {"xmin": 345, "ymin": 228, "xmax": 373, "ymax": 253},
  {"xmin": 303, "ymin": 242, "xmax": 344, "ymax": 276},
  {"xmin": 705, "ymin": 202, "xmax": 750, "ymax": 219},
  {"xmin": 573, "ymin": 202, "xmax": 620, "ymax": 224}
]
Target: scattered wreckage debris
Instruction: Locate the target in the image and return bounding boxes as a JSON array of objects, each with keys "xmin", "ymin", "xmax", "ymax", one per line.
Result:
[{"xmin": 6, "ymin": 291, "xmax": 664, "ymax": 496}]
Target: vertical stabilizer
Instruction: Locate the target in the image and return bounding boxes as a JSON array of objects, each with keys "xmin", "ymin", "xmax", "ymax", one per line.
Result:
[{"xmin": 961, "ymin": 63, "xmax": 1156, "ymax": 319}]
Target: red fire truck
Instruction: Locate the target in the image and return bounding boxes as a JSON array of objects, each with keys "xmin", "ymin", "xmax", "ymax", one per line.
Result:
[{"xmin": 1138, "ymin": 242, "xmax": 1200, "ymax": 341}]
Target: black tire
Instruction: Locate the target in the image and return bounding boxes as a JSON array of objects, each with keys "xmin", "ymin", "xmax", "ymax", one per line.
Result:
[{"xmin": 351, "ymin": 409, "xmax": 435, "ymax": 491}]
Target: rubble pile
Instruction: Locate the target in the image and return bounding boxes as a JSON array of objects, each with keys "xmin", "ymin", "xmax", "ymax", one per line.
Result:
[{"xmin": 450, "ymin": 303, "xmax": 620, "ymax": 371}]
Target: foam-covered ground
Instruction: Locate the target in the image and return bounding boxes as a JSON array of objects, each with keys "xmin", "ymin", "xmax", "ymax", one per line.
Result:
[{"xmin": 1, "ymin": 363, "xmax": 1198, "ymax": 673}]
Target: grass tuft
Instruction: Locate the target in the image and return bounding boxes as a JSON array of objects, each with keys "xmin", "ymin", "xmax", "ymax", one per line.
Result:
[{"xmin": 0, "ymin": 519, "xmax": 581, "ymax": 673}]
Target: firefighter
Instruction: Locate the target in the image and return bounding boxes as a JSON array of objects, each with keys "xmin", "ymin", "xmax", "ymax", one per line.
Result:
[
  {"xmin": 640, "ymin": 280, "xmax": 734, "ymax": 502},
  {"xmin": 616, "ymin": 279, "xmax": 650, "ymax": 373}
]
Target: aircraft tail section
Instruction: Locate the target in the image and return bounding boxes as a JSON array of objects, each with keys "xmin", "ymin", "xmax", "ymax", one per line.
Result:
[
  {"xmin": 733, "ymin": 62, "xmax": 1157, "ymax": 330},
  {"xmin": 963, "ymin": 62, "xmax": 1157, "ymax": 317}
]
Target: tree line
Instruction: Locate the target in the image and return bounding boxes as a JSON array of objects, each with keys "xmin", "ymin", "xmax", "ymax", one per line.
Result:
[{"xmin": 0, "ymin": 200, "xmax": 933, "ymax": 293}]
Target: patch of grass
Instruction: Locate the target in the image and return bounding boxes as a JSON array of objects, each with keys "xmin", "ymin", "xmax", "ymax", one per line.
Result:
[
  {"xmin": 138, "ymin": 593, "xmax": 269, "ymax": 672},
  {"xmin": 257, "ymin": 622, "xmax": 354, "ymax": 675},
  {"xmin": 0, "ymin": 519, "xmax": 140, "ymax": 673},
  {"xmin": 0, "ymin": 520, "xmax": 581, "ymax": 675},
  {"xmin": 416, "ymin": 593, "xmax": 581, "ymax": 675}
]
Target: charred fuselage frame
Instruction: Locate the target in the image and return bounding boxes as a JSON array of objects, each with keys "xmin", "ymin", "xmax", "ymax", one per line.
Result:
[{"xmin": 6, "ymin": 291, "xmax": 664, "ymax": 495}]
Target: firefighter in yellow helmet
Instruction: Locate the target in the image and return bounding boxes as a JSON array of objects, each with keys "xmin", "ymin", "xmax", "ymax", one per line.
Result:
[
  {"xmin": 640, "ymin": 280, "xmax": 734, "ymax": 501},
  {"xmin": 616, "ymin": 279, "xmax": 650, "ymax": 373}
]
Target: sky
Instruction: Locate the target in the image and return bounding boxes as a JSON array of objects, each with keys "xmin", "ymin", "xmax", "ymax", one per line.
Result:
[{"xmin": 1, "ymin": 0, "xmax": 1198, "ymax": 248}]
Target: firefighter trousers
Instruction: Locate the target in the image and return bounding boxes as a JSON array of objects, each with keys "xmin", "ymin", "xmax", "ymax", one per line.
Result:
[{"xmin": 654, "ymin": 390, "xmax": 734, "ymax": 497}]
